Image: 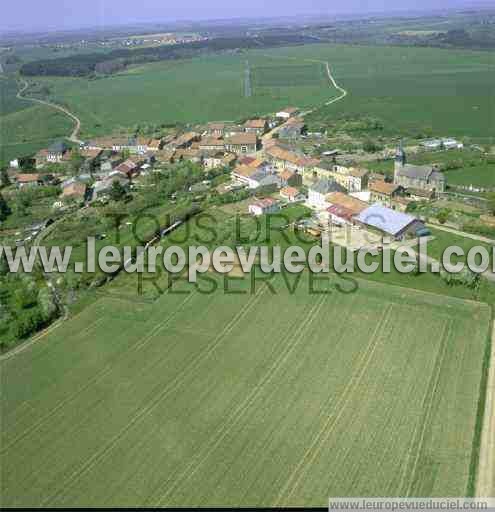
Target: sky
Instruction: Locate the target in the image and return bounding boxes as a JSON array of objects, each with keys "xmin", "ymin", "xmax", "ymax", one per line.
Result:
[{"xmin": 1, "ymin": 0, "xmax": 487, "ymax": 32}]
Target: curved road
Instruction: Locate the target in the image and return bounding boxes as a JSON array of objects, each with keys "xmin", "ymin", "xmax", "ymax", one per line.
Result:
[{"xmin": 16, "ymin": 78, "xmax": 83, "ymax": 144}]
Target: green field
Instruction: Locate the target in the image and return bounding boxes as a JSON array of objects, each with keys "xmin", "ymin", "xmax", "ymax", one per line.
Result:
[
  {"xmin": 363, "ymin": 150, "xmax": 495, "ymax": 188},
  {"xmin": 0, "ymin": 75, "xmax": 73, "ymax": 165},
  {"xmin": 17, "ymin": 43, "xmax": 494, "ymax": 141},
  {"xmin": 28, "ymin": 54, "xmax": 337, "ymax": 139},
  {"xmin": 1, "ymin": 273, "xmax": 490, "ymax": 506},
  {"xmin": 3, "ymin": 42, "xmax": 495, "ymax": 162},
  {"xmin": 252, "ymin": 62, "xmax": 327, "ymax": 87}
]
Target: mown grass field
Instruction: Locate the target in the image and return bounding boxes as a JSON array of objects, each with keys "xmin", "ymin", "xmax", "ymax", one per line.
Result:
[{"xmin": 1, "ymin": 273, "xmax": 490, "ymax": 507}]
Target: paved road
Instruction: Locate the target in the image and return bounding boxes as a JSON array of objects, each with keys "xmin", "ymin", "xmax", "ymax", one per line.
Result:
[
  {"xmin": 16, "ymin": 78, "xmax": 83, "ymax": 144},
  {"xmin": 476, "ymin": 321, "xmax": 495, "ymax": 497}
]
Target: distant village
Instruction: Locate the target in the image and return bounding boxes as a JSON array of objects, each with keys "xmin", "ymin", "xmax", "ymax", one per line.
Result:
[{"xmin": 6, "ymin": 105, "xmax": 461, "ymax": 249}]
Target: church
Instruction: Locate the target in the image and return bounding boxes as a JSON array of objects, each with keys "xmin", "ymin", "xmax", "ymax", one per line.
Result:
[{"xmin": 393, "ymin": 145, "xmax": 445, "ymax": 193}]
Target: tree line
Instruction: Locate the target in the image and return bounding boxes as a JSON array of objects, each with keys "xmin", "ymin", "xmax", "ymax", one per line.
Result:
[{"xmin": 20, "ymin": 34, "xmax": 317, "ymax": 77}]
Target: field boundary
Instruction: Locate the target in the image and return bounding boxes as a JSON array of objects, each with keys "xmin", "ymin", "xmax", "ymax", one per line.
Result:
[{"xmin": 475, "ymin": 319, "xmax": 495, "ymax": 497}]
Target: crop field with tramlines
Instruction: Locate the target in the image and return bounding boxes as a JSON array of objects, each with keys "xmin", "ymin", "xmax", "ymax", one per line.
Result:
[
  {"xmin": 0, "ymin": 273, "xmax": 490, "ymax": 507},
  {"xmin": 251, "ymin": 63, "xmax": 327, "ymax": 88}
]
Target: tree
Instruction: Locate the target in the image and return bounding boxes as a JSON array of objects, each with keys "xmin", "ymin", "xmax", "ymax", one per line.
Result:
[
  {"xmin": 69, "ymin": 150, "xmax": 84, "ymax": 176},
  {"xmin": 109, "ymin": 181, "xmax": 127, "ymax": 202},
  {"xmin": 14, "ymin": 191, "xmax": 32, "ymax": 217},
  {"xmin": 486, "ymin": 192, "xmax": 495, "ymax": 216},
  {"xmin": 363, "ymin": 140, "xmax": 382, "ymax": 153},
  {"xmin": 436, "ymin": 208, "xmax": 450, "ymax": 225},
  {"xmin": 0, "ymin": 168, "xmax": 10, "ymax": 189},
  {"xmin": 0, "ymin": 193, "xmax": 11, "ymax": 221}
]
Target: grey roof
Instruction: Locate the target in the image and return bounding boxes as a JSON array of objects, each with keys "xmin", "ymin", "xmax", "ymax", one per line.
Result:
[
  {"xmin": 430, "ymin": 170, "xmax": 445, "ymax": 182},
  {"xmin": 310, "ymin": 178, "xmax": 345, "ymax": 194},
  {"xmin": 396, "ymin": 164, "xmax": 433, "ymax": 180},
  {"xmin": 48, "ymin": 141, "xmax": 68, "ymax": 153},
  {"xmin": 258, "ymin": 174, "xmax": 282, "ymax": 187},
  {"xmin": 249, "ymin": 169, "xmax": 282, "ymax": 187},
  {"xmin": 356, "ymin": 204, "xmax": 419, "ymax": 236}
]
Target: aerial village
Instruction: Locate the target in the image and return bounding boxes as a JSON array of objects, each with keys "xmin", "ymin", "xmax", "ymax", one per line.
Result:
[{"xmin": 4, "ymin": 105, "xmax": 459, "ymax": 251}]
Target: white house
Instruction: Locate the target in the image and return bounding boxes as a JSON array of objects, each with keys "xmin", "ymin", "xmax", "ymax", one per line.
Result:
[
  {"xmin": 248, "ymin": 198, "xmax": 280, "ymax": 216},
  {"xmin": 443, "ymin": 138, "xmax": 464, "ymax": 150},
  {"xmin": 307, "ymin": 179, "xmax": 346, "ymax": 210},
  {"xmin": 276, "ymin": 107, "xmax": 299, "ymax": 120}
]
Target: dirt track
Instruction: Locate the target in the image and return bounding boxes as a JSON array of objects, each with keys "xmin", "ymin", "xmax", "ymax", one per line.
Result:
[
  {"xmin": 16, "ymin": 78, "xmax": 82, "ymax": 144},
  {"xmin": 476, "ymin": 321, "xmax": 495, "ymax": 497}
]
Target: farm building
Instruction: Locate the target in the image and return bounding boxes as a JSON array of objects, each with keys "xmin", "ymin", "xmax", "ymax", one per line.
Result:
[
  {"xmin": 276, "ymin": 107, "xmax": 299, "ymax": 120},
  {"xmin": 407, "ymin": 188, "xmax": 435, "ymax": 201},
  {"xmin": 14, "ymin": 174, "xmax": 44, "ymax": 188},
  {"xmin": 355, "ymin": 204, "xmax": 425, "ymax": 240},
  {"xmin": 369, "ymin": 181, "xmax": 403, "ymax": 207},
  {"xmin": 325, "ymin": 192, "xmax": 368, "ymax": 225},
  {"xmin": 198, "ymin": 137, "xmax": 226, "ymax": 152},
  {"xmin": 175, "ymin": 148, "xmax": 204, "ymax": 164},
  {"xmin": 203, "ymin": 153, "xmax": 225, "ymax": 169},
  {"xmin": 278, "ymin": 119, "xmax": 305, "ymax": 139},
  {"xmin": 147, "ymin": 139, "xmax": 163, "ymax": 152},
  {"xmin": 114, "ymin": 159, "xmax": 139, "ymax": 178},
  {"xmin": 248, "ymin": 198, "xmax": 280, "ymax": 216},
  {"xmin": 47, "ymin": 141, "xmax": 68, "ymax": 163},
  {"xmin": 207, "ymin": 122, "xmax": 227, "ymax": 137},
  {"xmin": 421, "ymin": 138, "xmax": 463, "ymax": 150},
  {"xmin": 244, "ymin": 119, "xmax": 268, "ymax": 136},
  {"xmin": 92, "ymin": 174, "xmax": 129, "ymax": 201},
  {"xmin": 169, "ymin": 132, "xmax": 200, "ymax": 150},
  {"xmin": 224, "ymin": 133, "xmax": 258, "ymax": 155},
  {"xmin": 61, "ymin": 179, "xmax": 87, "ymax": 201}
]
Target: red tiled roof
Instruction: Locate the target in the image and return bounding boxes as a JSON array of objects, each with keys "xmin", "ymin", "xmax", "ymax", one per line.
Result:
[
  {"xmin": 252, "ymin": 197, "xmax": 277, "ymax": 208},
  {"xmin": 226, "ymin": 133, "xmax": 257, "ymax": 146},
  {"xmin": 16, "ymin": 174, "xmax": 41, "ymax": 183},
  {"xmin": 244, "ymin": 119, "xmax": 266, "ymax": 129},
  {"xmin": 369, "ymin": 181, "xmax": 400, "ymax": 196},
  {"xmin": 280, "ymin": 186, "xmax": 299, "ymax": 198}
]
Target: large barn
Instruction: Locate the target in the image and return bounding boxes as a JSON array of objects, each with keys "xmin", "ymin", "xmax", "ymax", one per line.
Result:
[{"xmin": 355, "ymin": 204, "xmax": 425, "ymax": 240}]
